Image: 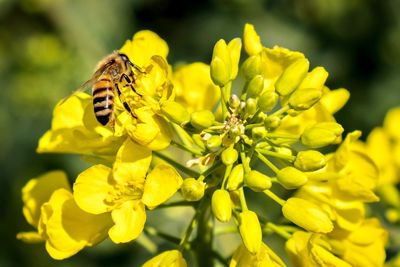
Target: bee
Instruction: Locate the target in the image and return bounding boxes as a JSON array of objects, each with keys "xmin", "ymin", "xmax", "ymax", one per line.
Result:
[{"xmin": 68, "ymin": 51, "xmax": 142, "ymax": 126}]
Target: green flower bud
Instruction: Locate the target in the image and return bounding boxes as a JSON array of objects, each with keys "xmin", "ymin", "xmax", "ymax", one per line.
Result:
[
  {"xmin": 229, "ymin": 94, "xmax": 241, "ymax": 109},
  {"xmin": 221, "ymin": 146, "xmax": 239, "ymax": 165},
  {"xmin": 192, "ymin": 134, "xmax": 206, "ymax": 150},
  {"xmin": 288, "ymin": 87, "xmax": 322, "ymax": 111},
  {"xmin": 245, "ymin": 98, "xmax": 257, "ymax": 116},
  {"xmin": 211, "ymin": 189, "xmax": 232, "ymax": 222},
  {"xmin": 301, "ymin": 122, "xmax": 344, "ymax": 148},
  {"xmin": 275, "ymin": 58, "xmax": 309, "ymax": 96},
  {"xmin": 264, "ymin": 116, "xmax": 281, "ymax": 129},
  {"xmin": 190, "ymin": 110, "xmax": 215, "ymax": 130},
  {"xmin": 210, "ymin": 56, "xmax": 231, "ymax": 86},
  {"xmin": 227, "ymin": 164, "xmax": 244, "ymax": 191},
  {"xmin": 282, "ymin": 197, "xmax": 333, "ymax": 233},
  {"xmin": 276, "ymin": 167, "xmax": 308, "ymax": 189},
  {"xmin": 238, "ymin": 210, "xmax": 262, "ymax": 254},
  {"xmin": 294, "ymin": 150, "xmax": 326, "ymax": 172},
  {"xmin": 242, "ymin": 55, "xmax": 262, "ymax": 80},
  {"xmin": 258, "ymin": 90, "xmax": 278, "ymax": 112},
  {"xmin": 206, "ymin": 135, "xmax": 222, "ymax": 150},
  {"xmin": 251, "ymin": 126, "xmax": 267, "ymax": 140},
  {"xmin": 181, "ymin": 178, "xmax": 205, "ymax": 201},
  {"xmin": 246, "ymin": 75, "xmax": 264, "ymax": 97},
  {"xmin": 161, "ymin": 101, "xmax": 190, "ymax": 125},
  {"xmin": 245, "ymin": 170, "xmax": 272, "ymax": 192}
]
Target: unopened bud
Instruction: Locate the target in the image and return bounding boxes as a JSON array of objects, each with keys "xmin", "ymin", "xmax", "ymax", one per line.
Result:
[
  {"xmin": 229, "ymin": 94, "xmax": 241, "ymax": 109},
  {"xmin": 245, "ymin": 170, "xmax": 272, "ymax": 192},
  {"xmin": 282, "ymin": 197, "xmax": 333, "ymax": 233},
  {"xmin": 275, "ymin": 59, "xmax": 309, "ymax": 96},
  {"xmin": 227, "ymin": 164, "xmax": 244, "ymax": 191},
  {"xmin": 247, "ymin": 75, "xmax": 264, "ymax": 97},
  {"xmin": 276, "ymin": 167, "xmax": 308, "ymax": 189},
  {"xmin": 245, "ymin": 98, "xmax": 257, "ymax": 116},
  {"xmin": 239, "ymin": 210, "xmax": 262, "ymax": 254},
  {"xmin": 211, "ymin": 189, "xmax": 232, "ymax": 222},
  {"xmin": 228, "ymin": 38, "xmax": 242, "ymax": 80},
  {"xmin": 221, "ymin": 146, "xmax": 239, "ymax": 165},
  {"xmin": 210, "ymin": 56, "xmax": 231, "ymax": 86},
  {"xmin": 294, "ymin": 150, "xmax": 326, "ymax": 172},
  {"xmin": 206, "ymin": 135, "xmax": 222, "ymax": 150},
  {"xmin": 243, "ymin": 23, "xmax": 263, "ymax": 56},
  {"xmin": 252, "ymin": 126, "xmax": 267, "ymax": 140},
  {"xmin": 181, "ymin": 178, "xmax": 205, "ymax": 201},
  {"xmin": 161, "ymin": 101, "xmax": 190, "ymax": 125},
  {"xmin": 299, "ymin": 66, "xmax": 329, "ymax": 90},
  {"xmin": 264, "ymin": 116, "xmax": 281, "ymax": 129},
  {"xmin": 258, "ymin": 90, "xmax": 278, "ymax": 112},
  {"xmin": 301, "ymin": 122, "xmax": 344, "ymax": 148},
  {"xmin": 288, "ymin": 88, "xmax": 322, "ymax": 111},
  {"xmin": 242, "ymin": 55, "xmax": 262, "ymax": 80},
  {"xmin": 190, "ymin": 110, "xmax": 215, "ymax": 130}
]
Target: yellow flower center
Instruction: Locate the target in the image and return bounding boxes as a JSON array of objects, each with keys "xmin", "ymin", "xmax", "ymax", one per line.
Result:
[{"xmin": 105, "ymin": 181, "xmax": 144, "ymax": 206}]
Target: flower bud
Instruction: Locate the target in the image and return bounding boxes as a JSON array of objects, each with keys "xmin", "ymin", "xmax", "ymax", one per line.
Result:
[
  {"xmin": 192, "ymin": 134, "xmax": 206, "ymax": 150},
  {"xmin": 243, "ymin": 23, "xmax": 263, "ymax": 56},
  {"xmin": 221, "ymin": 146, "xmax": 238, "ymax": 165},
  {"xmin": 245, "ymin": 170, "xmax": 272, "ymax": 192},
  {"xmin": 210, "ymin": 56, "xmax": 231, "ymax": 86},
  {"xmin": 275, "ymin": 58, "xmax": 309, "ymax": 96},
  {"xmin": 276, "ymin": 166, "xmax": 308, "ymax": 189},
  {"xmin": 229, "ymin": 94, "xmax": 241, "ymax": 109},
  {"xmin": 288, "ymin": 88, "xmax": 322, "ymax": 111},
  {"xmin": 242, "ymin": 55, "xmax": 262, "ymax": 80},
  {"xmin": 264, "ymin": 116, "xmax": 281, "ymax": 129},
  {"xmin": 227, "ymin": 164, "xmax": 244, "ymax": 191},
  {"xmin": 301, "ymin": 122, "xmax": 344, "ymax": 148},
  {"xmin": 206, "ymin": 135, "xmax": 222, "ymax": 150},
  {"xmin": 245, "ymin": 98, "xmax": 257, "ymax": 116},
  {"xmin": 211, "ymin": 189, "xmax": 232, "ymax": 222},
  {"xmin": 238, "ymin": 210, "xmax": 262, "ymax": 254},
  {"xmin": 251, "ymin": 126, "xmax": 267, "ymax": 140},
  {"xmin": 228, "ymin": 38, "xmax": 242, "ymax": 80},
  {"xmin": 299, "ymin": 66, "xmax": 329, "ymax": 90},
  {"xmin": 190, "ymin": 110, "xmax": 215, "ymax": 130},
  {"xmin": 181, "ymin": 178, "xmax": 205, "ymax": 201},
  {"xmin": 294, "ymin": 150, "xmax": 326, "ymax": 172},
  {"xmin": 161, "ymin": 101, "xmax": 190, "ymax": 125},
  {"xmin": 258, "ymin": 90, "xmax": 278, "ymax": 112},
  {"xmin": 282, "ymin": 197, "xmax": 333, "ymax": 233},
  {"xmin": 246, "ymin": 75, "xmax": 264, "ymax": 97}
]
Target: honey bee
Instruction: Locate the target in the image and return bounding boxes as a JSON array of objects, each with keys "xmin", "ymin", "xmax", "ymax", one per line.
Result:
[{"xmin": 68, "ymin": 51, "xmax": 142, "ymax": 126}]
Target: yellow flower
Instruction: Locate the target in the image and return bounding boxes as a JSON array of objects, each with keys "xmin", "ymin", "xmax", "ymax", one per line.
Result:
[
  {"xmin": 286, "ymin": 231, "xmax": 352, "ymax": 267},
  {"xmin": 383, "ymin": 107, "xmax": 400, "ymax": 141},
  {"xmin": 230, "ymin": 243, "xmax": 286, "ymax": 267},
  {"xmin": 17, "ymin": 171, "xmax": 112, "ymax": 260},
  {"xmin": 142, "ymin": 250, "xmax": 187, "ymax": 267},
  {"xmin": 73, "ymin": 139, "xmax": 182, "ymax": 243},
  {"xmin": 173, "ymin": 62, "xmax": 220, "ymax": 113},
  {"xmin": 328, "ymin": 219, "xmax": 388, "ymax": 267},
  {"xmin": 37, "ymin": 93, "xmax": 123, "ymax": 157}
]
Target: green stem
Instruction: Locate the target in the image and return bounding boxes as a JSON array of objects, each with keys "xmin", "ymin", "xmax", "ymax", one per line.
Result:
[
  {"xmin": 270, "ymin": 105, "xmax": 289, "ymax": 117},
  {"xmin": 212, "ymin": 250, "xmax": 228, "ymax": 267},
  {"xmin": 256, "ymin": 148, "xmax": 296, "ymax": 161},
  {"xmin": 264, "ymin": 222, "xmax": 292, "ymax": 240},
  {"xmin": 214, "ymin": 226, "xmax": 237, "ymax": 235},
  {"xmin": 157, "ymin": 201, "xmax": 196, "ymax": 209},
  {"xmin": 245, "ymin": 122, "xmax": 264, "ymax": 130},
  {"xmin": 221, "ymin": 164, "xmax": 233, "ymax": 189},
  {"xmin": 144, "ymin": 226, "xmax": 181, "ymax": 245},
  {"xmin": 153, "ymin": 151, "xmax": 200, "ymax": 177},
  {"xmin": 171, "ymin": 140, "xmax": 203, "ymax": 156},
  {"xmin": 194, "ymin": 196, "xmax": 214, "ymax": 267},
  {"xmin": 255, "ymin": 151, "xmax": 280, "ymax": 174},
  {"xmin": 239, "ymin": 188, "xmax": 248, "ymax": 211},
  {"xmin": 201, "ymin": 160, "xmax": 223, "ymax": 177},
  {"xmin": 178, "ymin": 207, "xmax": 200, "ymax": 251},
  {"xmin": 265, "ymin": 132, "xmax": 300, "ymax": 140},
  {"xmin": 263, "ymin": 190, "xmax": 286, "ymax": 206}
]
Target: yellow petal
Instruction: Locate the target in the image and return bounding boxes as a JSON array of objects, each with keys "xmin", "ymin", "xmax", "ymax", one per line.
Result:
[
  {"xmin": 120, "ymin": 30, "xmax": 169, "ymax": 67},
  {"xmin": 142, "ymin": 164, "xmax": 183, "ymax": 209},
  {"xmin": 43, "ymin": 189, "xmax": 112, "ymax": 259},
  {"xmin": 230, "ymin": 243, "xmax": 285, "ymax": 267},
  {"xmin": 243, "ymin": 23, "xmax": 263, "ymax": 56},
  {"xmin": 143, "ymin": 249, "xmax": 187, "ymax": 267},
  {"xmin": 384, "ymin": 107, "xmax": 400, "ymax": 140},
  {"xmin": 22, "ymin": 170, "xmax": 70, "ymax": 227},
  {"xmin": 73, "ymin": 164, "xmax": 114, "ymax": 214},
  {"xmin": 108, "ymin": 200, "xmax": 146, "ymax": 243},
  {"xmin": 320, "ymin": 88, "xmax": 350, "ymax": 114},
  {"xmin": 113, "ymin": 138, "xmax": 152, "ymax": 184}
]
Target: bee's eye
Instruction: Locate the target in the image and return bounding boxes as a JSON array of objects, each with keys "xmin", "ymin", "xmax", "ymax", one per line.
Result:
[{"xmin": 120, "ymin": 54, "xmax": 129, "ymax": 62}]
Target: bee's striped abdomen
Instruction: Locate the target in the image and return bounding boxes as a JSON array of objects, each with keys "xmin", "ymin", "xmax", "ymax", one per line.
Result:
[{"xmin": 92, "ymin": 76, "xmax": 114, "ymax": 126}]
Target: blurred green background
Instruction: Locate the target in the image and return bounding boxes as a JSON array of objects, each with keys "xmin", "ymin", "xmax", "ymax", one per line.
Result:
[{"xmin": 1, "ymin": 0, "xmax": 400, "ymax": 266}]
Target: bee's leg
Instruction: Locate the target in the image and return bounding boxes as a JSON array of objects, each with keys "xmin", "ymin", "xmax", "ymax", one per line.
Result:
[
  {"xmin": 129, "ymin": 61, "xmax": 145, "ymax": 73},
  {"xmin": 108, "ymin": 112, "xmax": 115, "ymax": 129},
  {"xmin": 120, "ymin": 73, "xmax": 131, "ymax": 83}
]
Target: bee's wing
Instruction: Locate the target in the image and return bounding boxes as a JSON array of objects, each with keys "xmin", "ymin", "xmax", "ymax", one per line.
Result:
[{"xmin": 60, "ymin": 62, "xmax": 114, "ymax": 105}]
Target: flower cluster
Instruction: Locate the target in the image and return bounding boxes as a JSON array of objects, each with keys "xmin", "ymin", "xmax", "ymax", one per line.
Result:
[{"xmin": 18, "ymin": 24, "xmax": 389, "ymax": 266}]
